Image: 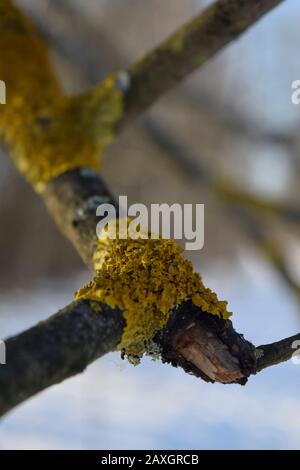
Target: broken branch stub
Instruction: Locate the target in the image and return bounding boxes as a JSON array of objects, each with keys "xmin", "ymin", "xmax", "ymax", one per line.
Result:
[{"xmin": 159, "ymin": 301, "xmax": 255, "ymax": 385}]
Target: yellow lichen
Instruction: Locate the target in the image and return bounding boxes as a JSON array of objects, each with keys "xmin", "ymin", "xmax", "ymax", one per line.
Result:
[
  {"xmin": 89, "ymin": 301, "xmax": 102, "ymax": 314},
  {"xmin": 0, "ymin": 1, "xmax": 123, "ymax": 191},
  {"xmin": 75, "ymin": 218, "xmax": 231, "ymax": 360},
  {"xmin": 2, "ymin": 1, "xmax": 231, "ymax": 362},
  {"xmin": 168, "ymin": 32, "xmax": 185, "ymax": 53}
]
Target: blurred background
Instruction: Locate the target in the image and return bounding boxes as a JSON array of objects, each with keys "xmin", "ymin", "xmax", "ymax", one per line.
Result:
[{"xmin": 1, "ymin": 0, "xmax": 300, "ymax": 449}]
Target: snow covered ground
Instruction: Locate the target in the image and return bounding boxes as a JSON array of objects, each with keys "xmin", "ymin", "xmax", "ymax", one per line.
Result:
[{"xmin": 0, "ymin": 255, "xmax": 299, "ymax": 450}]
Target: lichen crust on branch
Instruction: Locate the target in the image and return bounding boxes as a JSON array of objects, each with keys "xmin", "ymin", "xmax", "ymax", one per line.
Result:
[
  {"xmin": 75, "ymin": 218, "xmax": 231, "ymax": 361},
  {"xmin": 0, "ymin": 0, "xmax": 124, "ymax": 191}
]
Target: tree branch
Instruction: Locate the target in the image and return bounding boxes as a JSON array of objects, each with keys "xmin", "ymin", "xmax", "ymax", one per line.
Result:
[
  {"xmin": 0, "ymin": 0, "xmax": 296, "ymax": 419},
  {"xmin": 1, "ymin": 296, "xmax": 298, "ymax": 417},
  {"xmin": 122, "ymin": 0, "xmax": 285, "ymax": 123},
  {"xmin": 32, "ymin": 0, "xmax": 296, "ymax": 157},
  {"xmin": 143, "ymin": 117, "xmax": 300, "ymax": 302},
  {"xmin": 0, "ymin": 299, "xmax": 124, "ymax": 417},
  {"xmin": 256, "ymin": 334, "xmax": 300, "ymax": 372},
  {"xmin": 42, "ymin": 168, "xmax": 118, "ymax": 268}
]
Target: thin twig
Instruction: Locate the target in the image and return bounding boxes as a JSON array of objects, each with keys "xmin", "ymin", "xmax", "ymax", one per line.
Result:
[
  {"xmin": 1, "ymin": 295, "xmax": 298, "ymax": 417},
  {"xmin": 0, "ymin": 0, "xmax": 296, "ymax": 419},
  {"xmin": 256, "ymin": 333, "xmax": 300, "ymax": 372}
]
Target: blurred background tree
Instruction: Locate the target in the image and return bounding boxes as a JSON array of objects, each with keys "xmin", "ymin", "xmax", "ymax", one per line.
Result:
[{"xmin": 1, "ymin": 0, "xmax": 300, "ymax": 450}]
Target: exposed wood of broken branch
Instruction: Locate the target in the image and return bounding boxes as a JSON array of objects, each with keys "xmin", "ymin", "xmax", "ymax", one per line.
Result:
[
  {"xmin": 1, "ymin": 296, "xmax": 298, "ymax": 418},
  {"xmin": 0, "ymin": 0, "xmax": 294, "ymax": 418}
]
